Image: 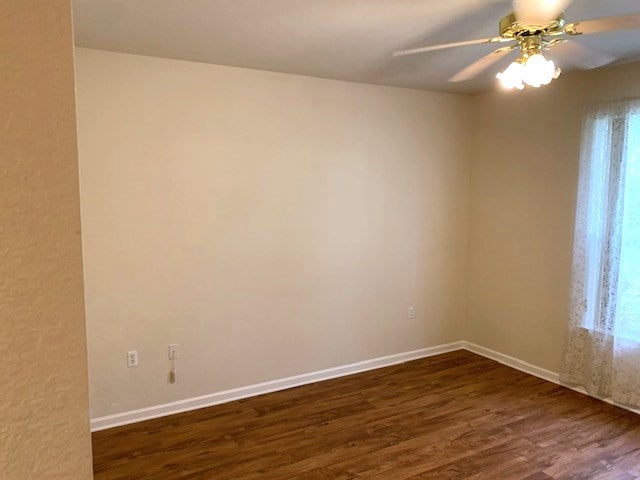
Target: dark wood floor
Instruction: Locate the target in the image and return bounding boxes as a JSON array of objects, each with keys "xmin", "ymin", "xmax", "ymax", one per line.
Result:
[{"xmin": 92, "ymin": 350, "xmax": 640, "ymax": 480}]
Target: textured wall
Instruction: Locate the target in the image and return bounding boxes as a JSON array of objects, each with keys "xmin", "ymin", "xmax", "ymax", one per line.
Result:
[
  {"xmin": 75, "ymin": 48, "xmax": 472, "ymax": 418},
  {"xmin": 467, "ymin": 63, "xmax": 640, "ymax": 372},
  {"xmin": 0, "ymin": 1, "xmax": 93, "ymax": 478}
]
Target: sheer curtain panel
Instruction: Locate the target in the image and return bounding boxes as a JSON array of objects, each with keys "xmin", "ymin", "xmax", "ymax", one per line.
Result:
[{"xmin": 561, "ymin": 99, "xmax": 640, "ymax": 410}]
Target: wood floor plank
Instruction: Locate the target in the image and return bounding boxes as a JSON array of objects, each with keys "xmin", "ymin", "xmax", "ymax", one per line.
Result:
[{"xmin": 92, "ymin": 351, "xmax": 640, "ymax": 479}]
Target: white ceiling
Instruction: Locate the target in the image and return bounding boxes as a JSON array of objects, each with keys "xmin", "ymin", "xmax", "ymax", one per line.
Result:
[{"xmin": 73, "ymin": 0, "xmax": 640, "ymax": 93}]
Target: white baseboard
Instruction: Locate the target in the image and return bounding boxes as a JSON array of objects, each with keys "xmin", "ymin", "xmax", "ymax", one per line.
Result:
[
  {"xmin": 461, "ymin": 341, "xmax": 561, "ymax": 384},
  {"xmin": 91, "ymin": 339, "xmax": 639, "ymax": 432},
  {"xmin": 563, "ymin": 385, "xmax": 640, "ymax": 415},
  {"xmin": 462, "ymin": 341, "xmax": 640, "ymax": 416},
  {"xmin": 90, "ymin": 341, "xmax": 465, "ymax": 432}
]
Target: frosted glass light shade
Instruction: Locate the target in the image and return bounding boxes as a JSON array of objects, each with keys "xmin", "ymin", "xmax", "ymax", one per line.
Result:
[{"xmin": 497, "ymin": 53, "xmax": 561, "ymax": 90}]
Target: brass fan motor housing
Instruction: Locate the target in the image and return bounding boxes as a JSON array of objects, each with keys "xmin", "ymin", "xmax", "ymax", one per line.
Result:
[
  {"xmin": 499, "ymin": 12, "xmax": 567, "ymax": 39},
  {"xmin": 499, "ymin": 13, "xmax": 568, "ymax": 57}
]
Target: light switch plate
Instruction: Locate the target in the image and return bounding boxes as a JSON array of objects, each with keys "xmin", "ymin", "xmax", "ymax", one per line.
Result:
[{"xmin": 168, "ymin": 344, "xmax": 179, "ymax": 360}]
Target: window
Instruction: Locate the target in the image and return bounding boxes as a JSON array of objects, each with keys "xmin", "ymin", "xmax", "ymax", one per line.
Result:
[{"xmin": 580, "ymin": 100, "xmax": 640, "ymax": 340}]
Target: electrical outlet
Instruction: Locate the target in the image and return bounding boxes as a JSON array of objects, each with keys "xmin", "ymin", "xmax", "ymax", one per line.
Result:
[
  {"xmin": 127, "ymin": 350, "xmax": 138, "ymax": 368},
  {"xmin": 168, "ymin": 344, "xmax": 179, "ymax": 360},
  {"xmin": 408, "ymin": 307, "xmax": 416, "ymax": 319}
]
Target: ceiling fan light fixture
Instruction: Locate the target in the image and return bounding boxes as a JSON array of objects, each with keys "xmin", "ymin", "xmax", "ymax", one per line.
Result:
[{"xmin": 497, "ymin": 53, "xmax": 561, "ymax": 90}]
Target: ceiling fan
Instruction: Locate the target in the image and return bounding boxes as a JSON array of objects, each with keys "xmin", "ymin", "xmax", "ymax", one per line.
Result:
[{"xmin": 393, "ymin": 0, "xmax": 640, "ymax": 89}]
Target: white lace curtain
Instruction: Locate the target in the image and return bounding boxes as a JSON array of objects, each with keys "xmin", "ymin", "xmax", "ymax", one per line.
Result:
[{"xmin": 561, "ymin": 99, "xmax": 640, "ymax": 410}]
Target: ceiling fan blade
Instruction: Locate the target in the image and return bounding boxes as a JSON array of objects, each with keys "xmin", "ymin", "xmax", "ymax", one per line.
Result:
[
  {"xmin": 552, "ymin": 40, "xmax": 617, "ymax": 70},
  {"xmin": 393, "ymin": 37, "xmax": 510, "ymax": 57},
  {"xmin": 567, "ymin": 13, "xmax": 640, "ymax": 35},
  {"xmin": 513, "ymin": 0, "xmax": 573, "ymax": 25},
  {"xmin": 449, "ymin": 46, "xmax": 516, "ymax": 82},
  {"xmin": 611, "ymin": 55, "xmax": 640, "ymax": 67}
]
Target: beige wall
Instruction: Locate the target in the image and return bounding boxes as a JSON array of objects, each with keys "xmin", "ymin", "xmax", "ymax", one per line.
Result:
[
  {"xmin": 75, "ymin": 48, "xmax": 472, "ymax": 418},
  {"xmin": 467, "ymin": 62, "xmax": 640, "ymax": 372},
  {"xmin": 0, "ymin": 2, "xmax": 93, "ymax": 479}
]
